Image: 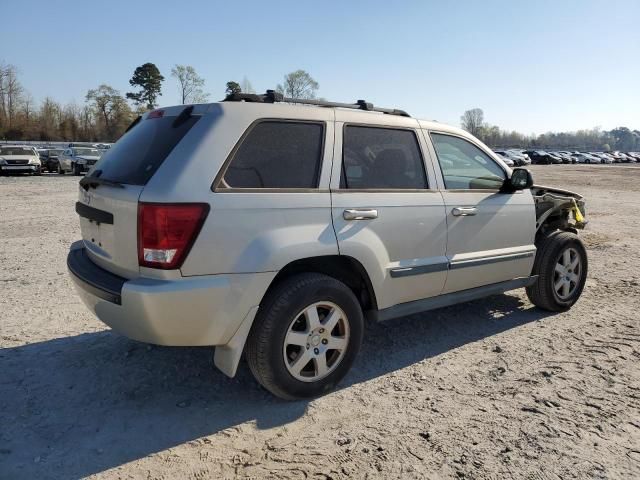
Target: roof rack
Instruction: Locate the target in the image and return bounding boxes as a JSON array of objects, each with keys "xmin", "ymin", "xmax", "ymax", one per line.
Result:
[{"xmin": 223, "ymin": 90, "xmax": 411, "ymax": 117}]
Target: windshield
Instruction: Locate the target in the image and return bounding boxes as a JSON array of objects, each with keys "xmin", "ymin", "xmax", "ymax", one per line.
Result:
[
  {"xmin": 0, "ymin": 146, "xmax": 35, "ymax": 156},
  {"xmin": 73, "ymin": 148, "xmax": 99, "ymax": 156}
]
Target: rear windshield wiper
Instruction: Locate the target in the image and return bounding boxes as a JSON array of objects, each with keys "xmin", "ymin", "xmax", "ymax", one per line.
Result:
[{"xmin": 79, "ymin": 174, "xmax": 125, "ymax": 190}]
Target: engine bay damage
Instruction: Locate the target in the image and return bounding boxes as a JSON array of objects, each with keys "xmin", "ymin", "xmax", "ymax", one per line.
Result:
[{"xmin": 531, "ymin": 185, "xmax": 587, "ymax": 234}]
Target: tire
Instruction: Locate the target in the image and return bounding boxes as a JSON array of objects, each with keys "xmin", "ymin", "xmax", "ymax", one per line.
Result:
[
  {"xmin": 73, "ymin": 163, "xmax": 82, "ymax": 176},
  {"xmin": 245, "ymin": 273, "xmax": 364, "ymax": 400},
  {"xmin": 526, "ymin": 231, "xmax": 588, "ymax": 312},
  {"xmin": 57, "ymin": 163, "xmax": 65, "ymax": 175}
]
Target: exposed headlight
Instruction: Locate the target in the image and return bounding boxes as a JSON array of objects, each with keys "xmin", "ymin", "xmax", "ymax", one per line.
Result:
[{"xmin": 29, "ymin": 158, "xmax": 41, "ymax": 165}]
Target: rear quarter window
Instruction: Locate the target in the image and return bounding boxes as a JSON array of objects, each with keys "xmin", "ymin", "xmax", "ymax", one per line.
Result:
[
  {"xmin": 217, "ymin": 121, "xmax": 324, "ymax": 190},
  {"xmin": 93, "ymin": 114, "xmax": 200, "ymax": 186}
]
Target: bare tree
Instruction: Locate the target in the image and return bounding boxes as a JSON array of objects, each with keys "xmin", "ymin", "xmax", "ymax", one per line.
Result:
[
  {"xmin": 460, "ymin": 108, "xmax": 485, "ymax": 137},
  {"xmin": 276, "ymin": 70, "xmax": 319, "ymax": 99},
  {"xmin": 241, "ymin": 76, "xmax": 255, "ymax": 94},
  {"xmin": 0, "ymin": 64, "xmax": 24, "ymax": 130},
  {"xmin": 171, "ymin": 65, "xmax": 210, "ymax": 104}
]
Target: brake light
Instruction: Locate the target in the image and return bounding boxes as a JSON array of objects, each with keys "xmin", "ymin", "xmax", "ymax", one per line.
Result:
[
  {"xmin": 148, "ymin": 109, "xmax": 165, "ymax": 119},
  {"xmin": 138, "ymin": 203, "xmax": 209, "ymax": 269}
]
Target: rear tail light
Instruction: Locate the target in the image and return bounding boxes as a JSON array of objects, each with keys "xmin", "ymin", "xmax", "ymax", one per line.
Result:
[{"xmin": 137, "ymin": 203, "xmax": 209, "ymax": 269}]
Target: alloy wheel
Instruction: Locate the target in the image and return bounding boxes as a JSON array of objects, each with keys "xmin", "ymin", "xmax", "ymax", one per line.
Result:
[
  {"xmin": 283, "ymin": 301, "xmax": 350, "ymax": 382},
  {"xmin": 554, "ymin": 247, "xmax": 581, "ymax": 300}
]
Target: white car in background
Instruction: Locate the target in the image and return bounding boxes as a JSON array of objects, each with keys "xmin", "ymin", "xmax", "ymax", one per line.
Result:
[
  {"xmin": 589, "ymin": 153, "xmax": 612, "ymax": 164},
  {"xmin": 573, "ymin": 153, "xmax": 602, "ymax": 164},
  {"xmin": 57, "ymin": 147, "xmax": 102, "ymax": 175},
  {"xmin": 0, "ymin": 145, "xmax": 42, "ymax": 175}
]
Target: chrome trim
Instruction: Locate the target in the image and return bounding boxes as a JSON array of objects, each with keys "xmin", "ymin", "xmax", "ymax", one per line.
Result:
[
  {"xmin": 389, "ymin": 251, "xmax": 535, "ymax": 279},
  {"xmin": 389, "ymin": 262, "xmax": 449, "ymax": 278},
  {"xmin": 449, "ymin": 251, "xmax": 535, "ymax": 270}
]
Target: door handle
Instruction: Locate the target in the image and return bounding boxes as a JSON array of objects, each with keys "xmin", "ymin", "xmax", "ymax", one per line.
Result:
[
  {"xmin": 343, "ymin": 209, "xmax": 378, "ymax": 220},
  {"xmin": 452, "ymin": 207, "xmax": 477, "ymax": 217}
]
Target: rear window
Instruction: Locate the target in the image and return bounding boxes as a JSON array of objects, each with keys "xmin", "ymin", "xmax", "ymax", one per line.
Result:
[
  {"xmin": 218, "ymin": 121, "xmax": 324, "ymax": 189},
  {"xmin": 93, "ymin": 114, "xmax": 200, "ymax": 186}
]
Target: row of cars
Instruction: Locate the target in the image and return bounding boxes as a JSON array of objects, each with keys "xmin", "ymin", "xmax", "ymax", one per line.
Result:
[
  {"xmin": 0, "ymin": 143, "xmax": 112, "ymax": 176},
  {"xmin": 494, "ymin": 149, "xmax": 640, "ymax": 166}
]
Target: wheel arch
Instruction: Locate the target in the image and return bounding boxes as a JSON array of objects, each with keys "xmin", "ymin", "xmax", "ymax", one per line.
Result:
[
  {"xmin": 262, "ymin": 255, "xmax": 378, "ymax": 312},
  {"xmin": 214, "ymin": 255, "xmax": 377, "ymax": 379}
]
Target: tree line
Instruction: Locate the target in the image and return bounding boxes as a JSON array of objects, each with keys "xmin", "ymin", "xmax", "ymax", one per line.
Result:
[
  {"xmin": 461, "ymin": 108, "xmax": 640, "ymax": 152},
  {"xmin": 2, "ymin": 61, "xmax": 636, "ymax": 151},
  {"xmin": 0, "ymin": 62, "xmax": 320, "ymax": 142}
]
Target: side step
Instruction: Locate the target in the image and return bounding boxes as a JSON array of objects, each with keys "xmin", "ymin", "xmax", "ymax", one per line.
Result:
[{"xmin": 369, "ymin": 276, "xmax": 537, "ymax": 322}]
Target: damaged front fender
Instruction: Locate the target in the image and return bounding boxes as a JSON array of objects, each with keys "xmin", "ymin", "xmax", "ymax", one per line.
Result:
[{"xmin": 531, "ymin": 185, "xmax": 587, "ymax": 233}]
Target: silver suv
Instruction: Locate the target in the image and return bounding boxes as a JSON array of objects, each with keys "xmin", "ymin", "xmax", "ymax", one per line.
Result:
[{"xmin": 67, "ymin": 92, "xmax": 588, "ymax": 399}]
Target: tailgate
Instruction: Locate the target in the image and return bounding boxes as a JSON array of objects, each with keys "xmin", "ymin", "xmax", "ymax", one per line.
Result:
[
  {"xmin": 73, "ymin": 104, "xmax": 206, "ymax": 278},
  {"xmin": 77, "ymin": 185, "xmax": 143, "ymax": 279}
]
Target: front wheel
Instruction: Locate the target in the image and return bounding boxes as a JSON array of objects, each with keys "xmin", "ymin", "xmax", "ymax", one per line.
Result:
[
  {"xmin": 526, "ymin": 231, "xmax": 588, "ymax": 312},
  {"xmin": 245, "ymin": 273, "xmax": 364, "ymax": 400},
  {"xmin": 57, "ymin": 163, "xmax": 65, "ymax": 175}
]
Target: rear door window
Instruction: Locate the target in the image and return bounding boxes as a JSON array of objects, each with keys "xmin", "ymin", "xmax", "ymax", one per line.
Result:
[
  {"xmin": 340, "ymin": 126, "xmax": 427, "ymax": 189},
  {"xmin": 218, "ymin": 121, "xmax": 324, "ymax": 189},
  {"xmin": 93, "ymin": 114, "xmax": 200, "ymax": 186}
]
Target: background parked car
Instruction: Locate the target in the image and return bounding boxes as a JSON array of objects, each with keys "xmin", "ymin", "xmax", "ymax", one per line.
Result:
[
  {"xmin": 493, "ymin": 149, "xmax": 528, "ymax": 166},
  {"xmin": 57, "ymin": 147, "xmax": 101, "ymax": 175},
  {"xmin": 0, "ymin": 145, "xmax": 42, "ymax": 175},
  {"xmin": 37, "ymin": 148, "xmax": 65, "ymax": 172},
  {"xmin": 589, "ymin": 153, "xmax": 612, "ymax": 164},
  {"xmin": 573, "ymin": 153, "xmax": 601, "ymax": 164},
  {"xmin": 492, "ymin": 150, "xmax": 515, "ymax": 167},
  {"xmin": 552, "ymin": 151, "xmax": 574, "ymax": 164},
  {"xmin": 524, "ymin": 150, "xmax": 561, "ymax": 164}
]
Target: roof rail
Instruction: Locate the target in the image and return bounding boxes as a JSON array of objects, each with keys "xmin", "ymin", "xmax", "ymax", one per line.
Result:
[{"xmin": 223, "ymin": 90, "xmax": 411, "ymax": 117}]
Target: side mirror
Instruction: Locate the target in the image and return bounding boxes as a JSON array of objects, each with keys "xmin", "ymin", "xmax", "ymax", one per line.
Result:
[{"xmin": 501, "ymin": 168, "xmax": 533, "ymax": 193}]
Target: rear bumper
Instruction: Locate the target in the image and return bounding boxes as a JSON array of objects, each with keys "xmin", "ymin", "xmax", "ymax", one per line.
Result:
[{"xmin": 67, "ymin": 241, "xmax": 275, "ymax": 346}]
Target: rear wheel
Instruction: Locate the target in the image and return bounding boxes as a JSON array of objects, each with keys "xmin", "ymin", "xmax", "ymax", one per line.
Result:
[
  {"xmin": 57, "ymin": 163, "xmax": 65, "ymax": 175},
  {"xmin": 526, "ymin": 231, "xmax": 588, "ymax": 312},
  {"xmin": 246, "ymin": 273, "xmax": 364, "ymax": 400}
]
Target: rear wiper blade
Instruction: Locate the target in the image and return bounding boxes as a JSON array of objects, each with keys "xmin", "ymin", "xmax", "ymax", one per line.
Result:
[{"xmin": 79, "ymin": 176, "xmax": 125, "ymax": 190}]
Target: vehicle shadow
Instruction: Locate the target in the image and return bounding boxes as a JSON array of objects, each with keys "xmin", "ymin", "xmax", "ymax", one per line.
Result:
[{"xmin": 0, "ymin": 293, "xmax": 553, "ymax": 479}]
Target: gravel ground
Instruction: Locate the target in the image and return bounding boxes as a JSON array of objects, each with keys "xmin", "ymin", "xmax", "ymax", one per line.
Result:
[{"xmin": 1, "ymin": 165, "xmax": 639, "ymax": 479}]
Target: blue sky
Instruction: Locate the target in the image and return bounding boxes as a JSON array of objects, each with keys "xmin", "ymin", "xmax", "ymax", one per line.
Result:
[{"xmin": 2, "ymin": 0, "xmax": 639, "ymax": 134}]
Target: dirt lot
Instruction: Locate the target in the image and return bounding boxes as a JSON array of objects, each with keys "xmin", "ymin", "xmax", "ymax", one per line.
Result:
[{"xmin": 1, "ymin": 165, "xmax": 639, "ymax": 479}]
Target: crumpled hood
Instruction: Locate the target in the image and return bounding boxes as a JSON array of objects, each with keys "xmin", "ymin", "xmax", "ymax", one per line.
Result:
[{"xmin": 532, "ymin": 184, "xmax": 583, "ymax": 200}]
